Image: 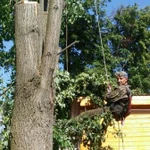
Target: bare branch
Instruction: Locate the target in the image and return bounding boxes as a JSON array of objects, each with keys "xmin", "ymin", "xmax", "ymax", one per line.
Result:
[
  {"xmin": 57, "ymin": 40, "xmax": 79, "ymax": 55},
  {"xmin": 0, "ymin": 82, "xmax": 15, "ymax": 97}
]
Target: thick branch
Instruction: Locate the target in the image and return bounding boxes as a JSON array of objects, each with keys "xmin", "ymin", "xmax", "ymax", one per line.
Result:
[
  {"xmin": 41, "ymin": 0, "xmax": 64, "ymax": 89},
  {"xmin": 76, "ymin": 107, "xmax": 108, "ymax": 119}
]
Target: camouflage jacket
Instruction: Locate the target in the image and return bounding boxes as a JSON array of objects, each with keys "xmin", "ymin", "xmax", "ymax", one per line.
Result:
[
  {"xmin": 106, "ymin": 85, "xmax": 131, "ymax": 105},
  {"xmin": 105, "ymin": 85, "xmax": 132, "ymax": 121}
]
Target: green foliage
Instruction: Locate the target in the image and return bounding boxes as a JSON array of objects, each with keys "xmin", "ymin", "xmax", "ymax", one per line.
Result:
[
  {"xmin": 0, "ymin": 83, "xmax": 14, "ymax": 150},
  {"xmin": 80, "ymin": 113, "xmax": 113, "ymax": 150},
  {"xmin": 54, "ymin": 71, "xmax": 76, "ymax": 119},
  {"xmin": 107, "ymin": 5, "xmax": 150, "ymax": 94},
  {"xmin": 0, "ymin": 0, "xmax": 15, "ymax": 69},
  {"xmin": 0, "ymin": 1, "xmax": 15, "ymax": 148},
  {"xmin": 53, "ymin": 119, "xmax": 75, "ymax": 149},
  {"xmin": 54, "ymin": 70, "xmax": 110, "ymax": 119},
  {"xmin": 60, "ymin": 0, "xmax": 112, "ymax": 75},
  {"xmin": 63, "ymin": 0, "xmax": 86, "ymax": 25},
  {"xmin": 54, "ymin": 70, "xmax": 114, "ymax": 149},
  {"xmin": 0, "ymin": 0, "xmax": 15, "ymax": 48},
  {"xmin": 0, "ymin": 46, "xmax": 15, "ymax": 71},
  {"xmin": 54, "ymin": 110, "xmax": 114, "ymax": 150}
]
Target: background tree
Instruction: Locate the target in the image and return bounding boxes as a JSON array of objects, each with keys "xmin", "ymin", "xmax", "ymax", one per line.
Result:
[
  {"xmin": 60, "ymin": 0, "xmax": 111, "ymax": 76},
  {"xmin": 0, "ymin": 0, "xmax": 15, "ymax": 149},
  {"xmin": 107, "ymin": 5, "xmax": 150, "ymax": 94}
]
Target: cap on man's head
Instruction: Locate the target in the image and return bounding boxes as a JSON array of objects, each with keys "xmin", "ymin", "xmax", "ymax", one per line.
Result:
[{"xmin": 115, "ymin": 71, "xmax": 128, "ymax": 78}]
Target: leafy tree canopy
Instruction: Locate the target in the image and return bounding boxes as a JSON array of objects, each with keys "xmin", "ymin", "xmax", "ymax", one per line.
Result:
[{"xmin": 107, "ymin": 5, "xmax": 150, "ymax": 94}]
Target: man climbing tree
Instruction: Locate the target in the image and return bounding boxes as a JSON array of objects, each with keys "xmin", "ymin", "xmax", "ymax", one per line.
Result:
[{"xmin": 106, "ymin": 71, "xmax": 132, "ymax": 124}]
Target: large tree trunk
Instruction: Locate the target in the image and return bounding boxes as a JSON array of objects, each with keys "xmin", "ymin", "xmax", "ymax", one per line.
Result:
[{"xmin": 11, "ymin": 1, "xmax": 64, "ymax": 150}]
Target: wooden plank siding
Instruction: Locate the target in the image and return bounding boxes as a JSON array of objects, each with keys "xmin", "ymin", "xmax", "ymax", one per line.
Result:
[
  {"xmin": 103, "ymin": 109, "xmax": 150, "ymax": 150},
  {"xmin": 80, "ymin": 96, "xmax": 150, "ymax": 150}
]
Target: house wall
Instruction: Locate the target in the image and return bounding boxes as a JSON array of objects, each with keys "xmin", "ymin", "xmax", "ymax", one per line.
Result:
[
  {"xmin": 80, "ymin": 96, "xmax": 150, "ymax": 150},
  {"xmin": 103, "ymin": 109, "xmax": 150, "ymax": 150}
]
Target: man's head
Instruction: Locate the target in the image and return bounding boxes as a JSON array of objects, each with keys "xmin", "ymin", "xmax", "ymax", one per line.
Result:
[{"xmin": 115, "ymin": 71, "xmax": 128, "ymax": 85}]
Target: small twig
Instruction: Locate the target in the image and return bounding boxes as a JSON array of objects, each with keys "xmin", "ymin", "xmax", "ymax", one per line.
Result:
[
  {"xmin": 0, "ymin": 82, "xmax": 15, "ymax": 97},
  {"xmin": 57, "ymin": 40, "xmax": 79, "ymax": 55}
]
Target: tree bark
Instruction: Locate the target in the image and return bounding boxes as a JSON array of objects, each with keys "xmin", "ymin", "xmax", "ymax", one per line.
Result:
[{"xmin": 11, "ymin": 1, "xmax": 64, "ymax": 150}]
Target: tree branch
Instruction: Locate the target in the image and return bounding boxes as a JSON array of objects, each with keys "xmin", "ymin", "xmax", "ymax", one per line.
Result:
[
  {"xmin": 57, "ymin": 40, "xmax": 79, "ymax": 55},
  {"xmin": 76, "ymin": 107, "xmax": 107, "ymax": 119},
  {"xmin": 0, "ymin": 82, "xmax": 15, "ymax": 97}
]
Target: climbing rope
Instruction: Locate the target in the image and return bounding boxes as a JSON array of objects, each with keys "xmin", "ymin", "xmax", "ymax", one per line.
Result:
[
  {"xmin": 94, "ymin": 1, "xmax": 126, "ymax": 149},
  {"xmin": 118, "ymin": 121, "xmax": 125, "ymax": 150},
  {"xmin": 118, "ymin": 122, "xmax": 121, "ymax": 150},
  {"xmin": 94, "ymin": 0, "xmax": 108, "ymax": 80}
]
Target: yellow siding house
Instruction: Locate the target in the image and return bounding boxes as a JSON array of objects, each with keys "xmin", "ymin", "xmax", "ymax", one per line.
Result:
[{"xmin": 80, "ymin": 96, "xmax": 150, "ymax": 150}]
